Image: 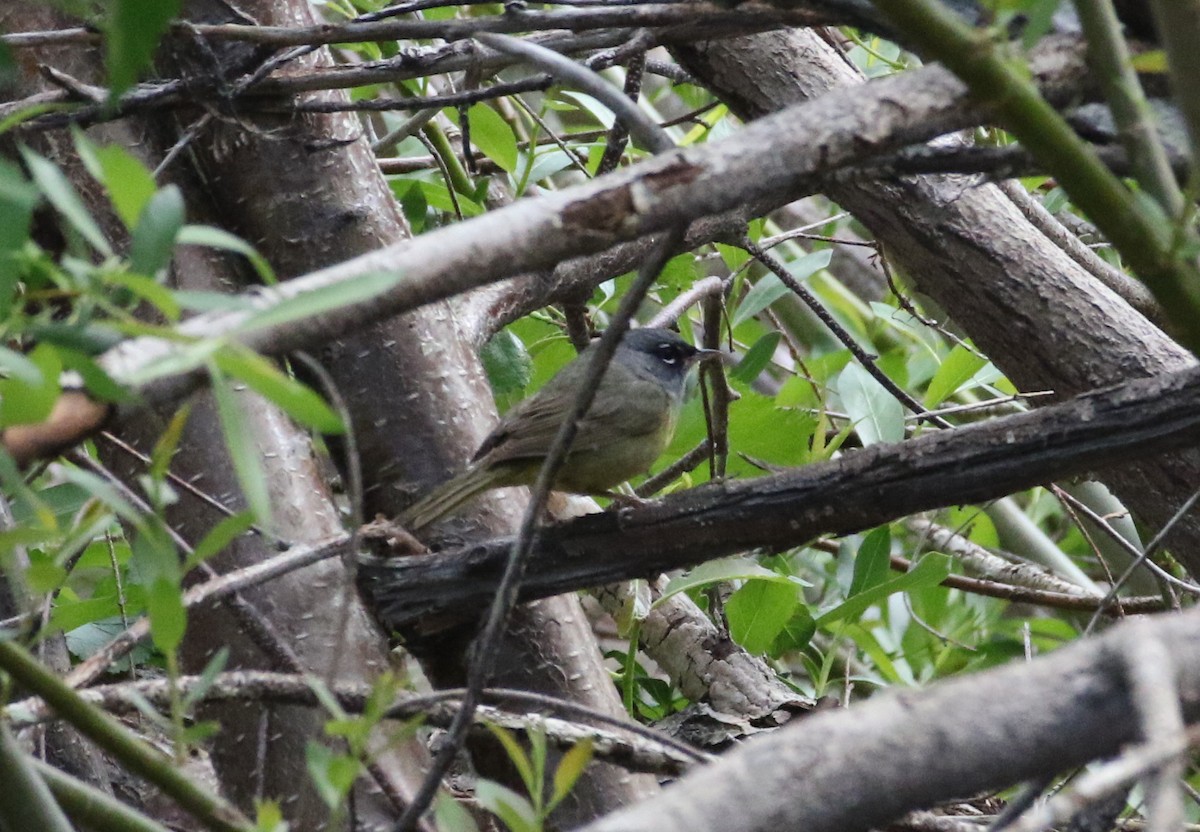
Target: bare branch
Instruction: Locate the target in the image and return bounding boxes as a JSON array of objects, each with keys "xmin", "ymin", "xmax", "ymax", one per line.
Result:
[
  {"xmin": 575, "ymin": 611, "xmax": 1200, "ymax": 832},
  {"xmin": 360, "ymin": 366, "xmax": 1200, "ymax": 627}
]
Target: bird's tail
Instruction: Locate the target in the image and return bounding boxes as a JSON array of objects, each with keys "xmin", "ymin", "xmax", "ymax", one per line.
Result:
[{"xmin": 400, "ymin": 464, "xmax": 500, "ymax": 531}]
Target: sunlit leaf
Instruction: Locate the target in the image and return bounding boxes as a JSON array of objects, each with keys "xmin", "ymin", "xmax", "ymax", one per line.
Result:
[
  {"xmin": 88, "ymin": 140, "xmax": 157, "ymax": 230},
  {"xmin": 924, "ymin": 345, "xmax": 987, "ymax": 408},
  {"xmin": 817, "ymin": 554, "xmax": 952, "ymax": 626},
  {"xmin": 730, "ymin": 331, "xmax": 781, "ymax": 384},
  {"xmin": 434, "ymin": 792, "xmax": 481, "ymax": 832},
  {"xmin": 468, "ymin": 103, "xmax": 519, "ymax": 173},
  {"xmin": 214, "ymin": 346, "xmax": 344, "ymax": 434},
  {"xmin": 550, "ymin": 739, "xmax": 594, "ymax": 809},
  {"xmin": 305, "ymin": 742, "xmax": 361, "ymax": 810},
  {"xmin": 848, "ymin": 527, "xmax": 891, "ymax": 597},
  {"xmin": 486, "ymin": 725, "xmax": 536, "ymax": 795},
  {"xmin": 727, "ymin": 579, "xmax": 801, "ymax": 654},
  {"xmin": 658, "ymin": 556, "xmax": 808, "ymax": 604},
  {"xmin": 838, "ymin": 362, "xmax": 904, "ymax": 445}
]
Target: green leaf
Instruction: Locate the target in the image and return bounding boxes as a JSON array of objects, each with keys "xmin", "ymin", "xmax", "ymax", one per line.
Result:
[
  {"xmin": 770, "ymin": 605, "xmax": 816, "ymax": 654},
  {"xmin": 0, "ymin": 159, "xmax": 38, "ymax": 307},
  {"xmin": 130, "ymin": 524, "xmax": 179, "ymax": 586},
  {"xmin": 0, "ymin": 343, "xmax": 62, "ymax": 427},
  {"xmin": 214, "ymin": 346, "xmax": 344, "ymax": 434},
  {"xmin": 63, "ymin": 617, "xmax": 150, "ymax": 668},
  {"xmin": 185, "ymin": 512, "xmax": 254, "ymax": 573},
  {"xmin": 119, "ymin": 335, "xmax": 223, "ymax": 388},
  {"xmin": 556, "ymin": 91, "xmax": 616, "ymax": 129},
  {"xmin": 817, "ymin": 553, "xmax": 952, "ymax": 627},
  {"xmin": 25, "ymin": 322, "xmax": 125, "ymax": 356},
  {"xmin": 659, "ymin": 253, "xmax": 699, "ymax": 292},
  {"xmin": 149, "ymin": 405, "xmax": 189, "ymax": 481},
  {"xmin": 54, "ymin": 597, "xmax": 122, "ymax": 635},
  {"xmin": 209, "ymin": 363, "xmax": 272, "ymax": 526},
  {"xmin": 397, "ymin": 179, "xmax": 428, "ymax": 230},
  {"xmin": 233, "ymin": 270, "xmax": 405, "ymax": 336},
  {"xmin": 182, "ymin": 647, "xmax": 229, "ymax": 711},
  {"xmin": 1019, "ymin": 0, "xmax": 1063, "ymax": 49},
  {"xmin": 20, "ymin": 148, "xmax": 112, "ymax": 256},
  {"xmin": 305, "ymin": 742, "xmax": 361, "ymax": 810},
  {"xmin": 924, "ymin": 345, "xmax": 987, "ymax": 408},
  {"xmin": 434, "ymin": 792, "xmax": 481, "ymax": 832},
  {"xmin": 731, "ymin": 250, "xmax": 831, "ymax": 328},
  {"xmin": 0, "ymin": 346, "xmax": 44, "ymax": 385},
  {"xmin": 147, "ymin": 575, "xmax": 186, "ymax": 653},
  {"xmin": 24, "ymin": 550, "xmax": 68, "ymax": 593},
  {"xmin": 486, "ymin": 725, "xmax": 536, "ymax": 795},
  {"xmin": 837, "ymin": 362, "xmax": 904, "ymax": 445},
  {"xmin": 105, "ymin": 0, "xmax": 181, "ymax": 98},
  {"xmin": 177, "ymin": 224, "xmax": 275, "ymax": 283},
  {"xmin": 726, "ymin": 579, "xmax": 801, "ymax": 654},
  {"xmin": 1131, "ymin": 50, "xmax": 1167, "ymax": 73},
  {"xmin": 787, "ymin": 248, "xmax": 833, "ymax": 280},
  {"xmin": 418, "ymin": 181, "xmax": 483, "ymax": 216},
  {"xmin": 130, "ymin": 185, "xmax": 185, "ymax": 276},
  {"xmin": 482, "ymin": 329, "xmax": 533, "ymax": 398},
  {"xmin": 474, "ymin": 780, "xmax": 537, "ymax": 832},
  {"xmin": 172, "ymin": 290, "xmax": 256, "ymax": 314},
  {"xmin": 715, "ymin": 242, "xmax": 750, "ymax": 272},
  {"xmin": 91, "ymin": 142, "xmax": 157, "ymax": 229},
  {"xmin": 731, "ymin": 276, "xmax": 787, "ymax": 328},
  {"xmin": 658, "ymin": 556, "xmax": 807, "ymax": 604},
  {"xmin": 56, "ymin": 348, "xmax": 129, "ymax": 403},
  {"xmin": 550, "ymin": 739, "xmax": 594, "ymax": 810},
  {"xmin": 58, "ymin": 465, "xmax": 142, "ymax": 528},
  {"xmin": 848, "ymin": 527, "xmax": 891, "ymax": 597},
  {"xmin": 107, "ymin": 272, "xmax": 181, "ymax": 320},
  {"xmin": 255, "ymin": 801, "xmax": 287, "ymax": 832},
  {"xmin": 468, "ymin": 103, "xmax": 519, "ymax": 173},
  {"xmin": 730, "ymin": 331, "xmax": 781, "ymax": 383}
]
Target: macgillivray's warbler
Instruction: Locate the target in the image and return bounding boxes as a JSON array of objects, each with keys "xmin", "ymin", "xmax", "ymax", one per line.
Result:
[{"xmin": 401, "ymin": 327, "xmax": 716, "ymax": 530}]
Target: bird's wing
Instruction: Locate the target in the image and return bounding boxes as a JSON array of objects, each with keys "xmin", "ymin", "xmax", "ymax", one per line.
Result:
[{"xmin": 476, "ymin": 374, "xmax": 670, "ymax": 465}]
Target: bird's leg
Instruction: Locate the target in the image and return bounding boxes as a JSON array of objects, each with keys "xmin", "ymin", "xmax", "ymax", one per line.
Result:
[{"xmin": 599, "ymin": 490, "xmax": 654, "ymax": 510}]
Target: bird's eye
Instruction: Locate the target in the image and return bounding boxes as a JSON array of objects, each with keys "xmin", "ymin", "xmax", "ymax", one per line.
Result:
[{"xmin": 655, "ymin": 343, "xmax": 681, "ymax": 364}]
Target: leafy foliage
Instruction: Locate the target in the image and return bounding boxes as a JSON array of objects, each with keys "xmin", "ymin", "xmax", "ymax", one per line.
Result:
[{"xmin": 0, "ymin": 1, "xmax": 1195, "ymax": 829}]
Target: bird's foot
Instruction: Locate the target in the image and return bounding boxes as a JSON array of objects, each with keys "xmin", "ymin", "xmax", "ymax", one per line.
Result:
[{"xmin": 601, "ymin": 491, "xmax": 654, "ymax": 511}]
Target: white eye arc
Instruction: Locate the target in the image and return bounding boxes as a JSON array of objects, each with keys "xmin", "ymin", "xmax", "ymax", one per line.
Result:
[{"xmin": 655, "ymin": 343, "xmax": 680, "ymax": 364}]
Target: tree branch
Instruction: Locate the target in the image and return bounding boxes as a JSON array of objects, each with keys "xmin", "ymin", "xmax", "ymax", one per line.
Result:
[
  {"xmin": 360, "ymin": 366, "xmax": 1200, "ymax": 628},
  {"xmin": 575, "ymin": 609, "xmax": 1200, "ymax": 832}
]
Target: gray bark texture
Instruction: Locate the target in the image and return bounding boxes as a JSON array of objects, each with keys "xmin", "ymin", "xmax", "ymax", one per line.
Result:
[
  {"xmin": 3, "ymin": 3, "xmax": 424, "ymax": 827},
  {"xmin": 161, "ymin": 0, "xmax": 659, "ymax": 824}
]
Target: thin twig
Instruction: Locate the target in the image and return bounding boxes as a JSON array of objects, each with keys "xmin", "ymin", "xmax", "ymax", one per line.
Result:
[
  {"xmin": 889, "ymin": 556, "xmax": 1165, "ymax": 615},
  {"xmin": 62, "ymin": 535, "xmax": 350, "ymax": 689},
  {"xmin": 741, "ymin": 236, "xmax": 952, "ymax": 429},
  {"xmin": 392, "ymin": 229, "xmax": 685, "ymax": 831},
  {"xmin": 1085, "ymin": 485, "xmax": 1200, "ymax": 634},
  {"xmin": 473, "ymin": 31, "xmax": 673, "ymax": 154}
]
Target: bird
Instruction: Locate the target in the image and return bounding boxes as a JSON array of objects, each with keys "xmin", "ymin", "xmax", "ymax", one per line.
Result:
[{"xmin": 400, "ymin": 327, "xmax": 715, "ymax": 530}]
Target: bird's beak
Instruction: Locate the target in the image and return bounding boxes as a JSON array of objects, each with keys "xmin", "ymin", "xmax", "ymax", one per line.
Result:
[{"xmin": 691, "ymin": 348, "xmax": 724, "ymax": 365}]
